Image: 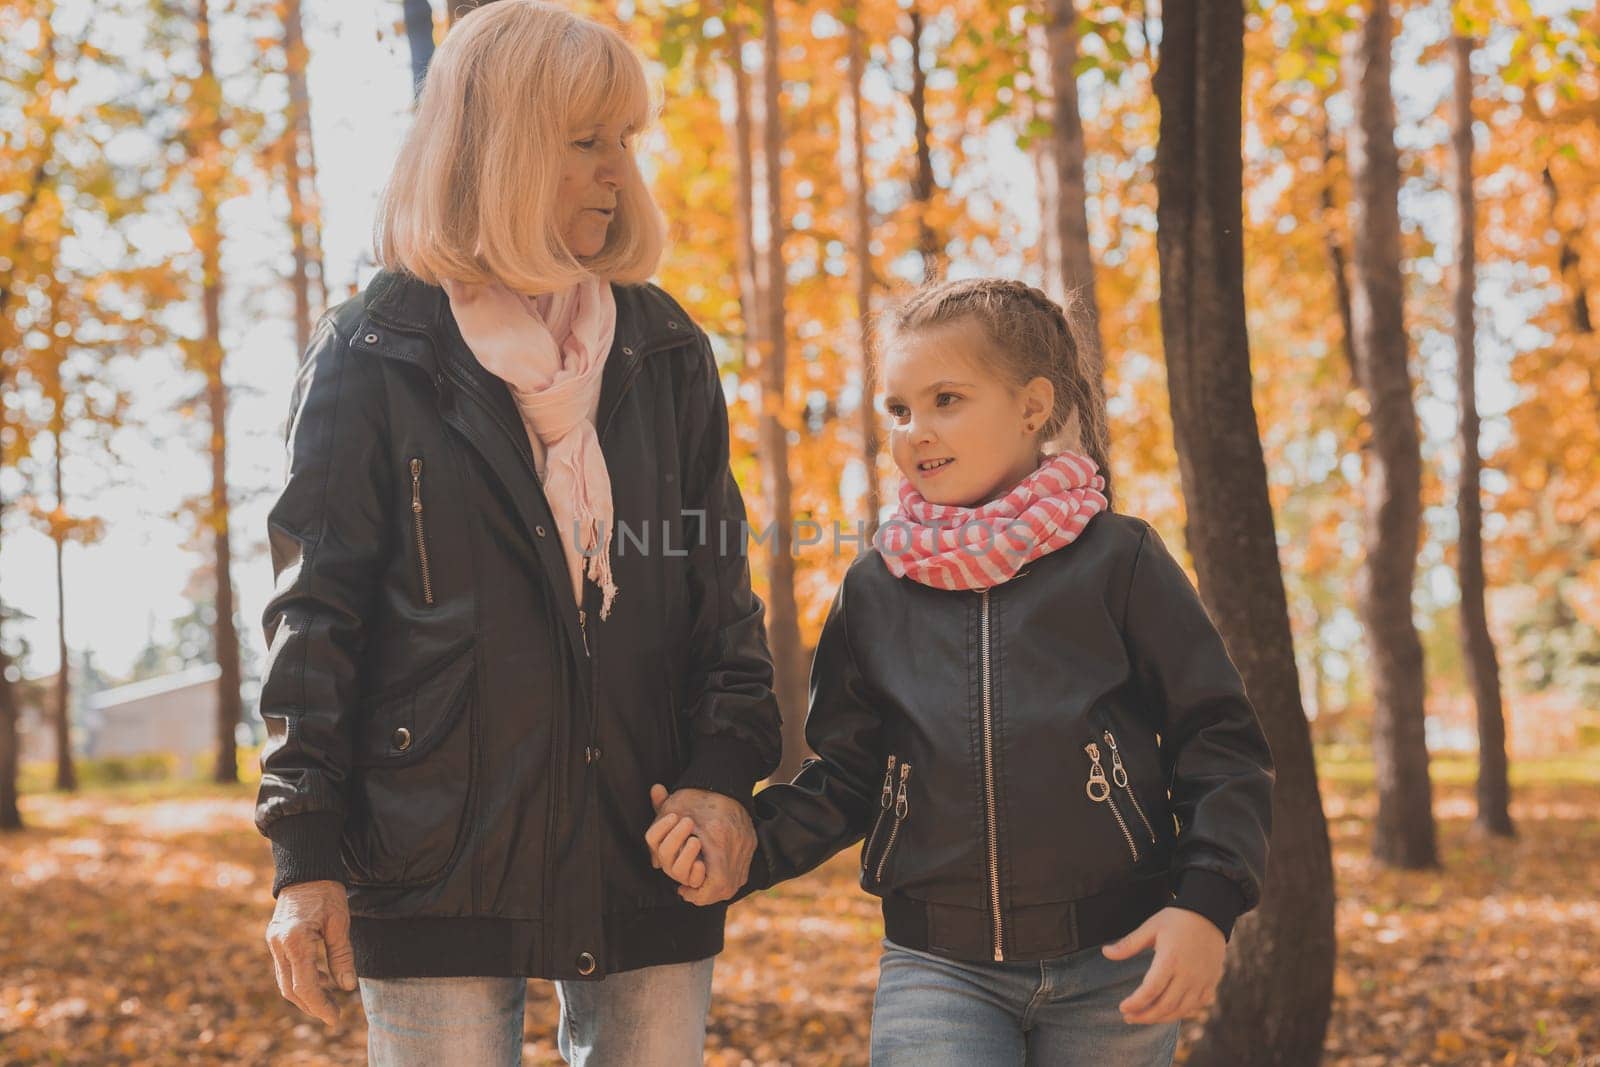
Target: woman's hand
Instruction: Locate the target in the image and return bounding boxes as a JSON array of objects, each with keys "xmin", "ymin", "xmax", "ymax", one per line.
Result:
[
  {"xmin": 1100, "ymin": 906, "xmax": 1226, "ymax": 1025},
  {"xmin": 265, "ymin": 880, "xmax": 357, "ymax": 1026},
  {"xmin": 644, "ymin": 783, "xmax": 755, "ymax": 905}
]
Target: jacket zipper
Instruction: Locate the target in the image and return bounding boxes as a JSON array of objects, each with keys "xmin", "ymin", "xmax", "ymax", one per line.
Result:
[
  {"xmin": 1084, "ymin": 741, "xmax": 1140, "ymax": 863},
  {"xmin": 980, "ymin": 589, "xmax": 1003, "ymax": 961},
  {"xmin": 861, "ymin": 755, "xmax": 897, "ymax": 873},
  {"xmin": 874, "ymin": 762, "xmax": 912, "ymax": 884},
  {"xmin": 410, "ymin": 458, "xmax": 435, "ymax": 605},
  {"xmin": 1102, "ymin": 730, "xmax": 1156, "ymax": 845}
]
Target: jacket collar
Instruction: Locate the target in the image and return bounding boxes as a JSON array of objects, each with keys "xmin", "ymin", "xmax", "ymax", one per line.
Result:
[{"xmin": 357, "ymin": 269, "xmax": 690, "ymax": 365}]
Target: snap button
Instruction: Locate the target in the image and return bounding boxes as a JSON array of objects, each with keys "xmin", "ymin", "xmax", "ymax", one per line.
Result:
[
  {"xmin": 666, "ymin": 320, "xmax": 680, "ymax": 329},
  {"xmin": 536, "ymin": 525, "xmax": 547, "ymax": 538},
  {"xmin": 392, "ymin": 727, "xmax": 412, "ymax": 752},
  {"xmin": 576, "ymin": 952, "xmax": 597, "ymax": 976},
  {"xmin": 363, "ymin": 332, "xmax": 379, "ymax": 344},
  {"xmin": 622, "ymin": 346, "xmax": 634, "ymax": 356}
]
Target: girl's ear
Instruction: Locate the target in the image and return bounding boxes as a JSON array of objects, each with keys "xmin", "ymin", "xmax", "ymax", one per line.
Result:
[{"xmin": 1021, "ymin": 376, "xmax": 1055, "ymax": 436}]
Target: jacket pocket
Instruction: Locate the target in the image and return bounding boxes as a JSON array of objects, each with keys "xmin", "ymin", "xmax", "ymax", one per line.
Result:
[
  {"xmin": 861, "ymin": 755, "xmax": 911, "ymax": 888},
  {"xmin": 409, "ymin": 457, "xmax": 435, "ymax": 606},
  {"xmin": 343, "ymin": 642, "xmax": 476, "ymax": 887},
  {"xmin": 1099, "ymin": 729, "xmax": 1158, "ymax": 848},
  {"xmin": 1083, "ymin": 739, "xmax": 1146, "ymax": 864}
]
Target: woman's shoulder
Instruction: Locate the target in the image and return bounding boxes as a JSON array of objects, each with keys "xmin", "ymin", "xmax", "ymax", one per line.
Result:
[{"xmin": 611, "ymin": 281, "xmax": 709, "ymax": 343}]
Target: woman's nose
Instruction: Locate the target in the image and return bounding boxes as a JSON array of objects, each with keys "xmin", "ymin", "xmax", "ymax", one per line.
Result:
[{"xmin": 597, "ymin": 150, "xmax": 625, "ymax": 189}]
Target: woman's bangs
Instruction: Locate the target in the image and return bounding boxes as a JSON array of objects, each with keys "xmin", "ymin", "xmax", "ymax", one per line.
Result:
[{"xmin": 567, "ymin": 32, "xmax": 652, "ymax": 134}]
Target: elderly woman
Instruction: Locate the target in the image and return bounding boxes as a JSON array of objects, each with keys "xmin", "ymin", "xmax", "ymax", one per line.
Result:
[{"xmin": 253, "ymin": 3, "xmax": 781, "ymax": 1063}]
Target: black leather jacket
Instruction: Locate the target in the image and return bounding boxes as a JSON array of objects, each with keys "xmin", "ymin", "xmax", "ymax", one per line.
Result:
[
  {"xmin": 252, "ymin": 270, "xmax": 781, "ymax": 981},
  {"xmin": 741, "ymin": 512, "xmax": 1274, "ymax": 962}
]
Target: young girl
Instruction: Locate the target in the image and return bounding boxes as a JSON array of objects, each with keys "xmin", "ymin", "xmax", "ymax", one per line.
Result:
[{"xmin": 647, "ymin": 278, "xmax": 1274, "ymax": 1065}]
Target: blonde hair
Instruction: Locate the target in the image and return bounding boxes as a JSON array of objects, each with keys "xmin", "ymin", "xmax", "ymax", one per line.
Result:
[
  {"xmin": 887, "ymin": 278, "xmax": 1116, "ymax": 509},
  {"xmin": 375, "ymin": 0, "xmax": 665, "ymax": 291}
]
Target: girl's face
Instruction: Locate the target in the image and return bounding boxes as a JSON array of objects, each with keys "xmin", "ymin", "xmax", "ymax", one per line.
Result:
[
  {"xmin": 558, "ymin": 119, "xmax": 634, "ymax": 259},
  {"xmin": 882, "ymin": 318, "xmax": 1055, "ymax": 507}
]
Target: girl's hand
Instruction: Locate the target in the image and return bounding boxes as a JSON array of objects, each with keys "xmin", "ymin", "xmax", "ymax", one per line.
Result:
[
  {"xmin": 643, "ymin": 808, "xmax": 708, "ymax": 890},
  {"xmin": 1101, "ymin": 906, "xmax": 1226, "ymax": 1025}
]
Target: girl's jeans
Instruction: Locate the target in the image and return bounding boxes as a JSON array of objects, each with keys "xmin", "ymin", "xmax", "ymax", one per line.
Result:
[
  {"xmin": 870, "ymin": 939, "xmax": 1181, "ymax": 1066},
  {"xmin": 357, "ymin": 957, "xmax": 715, "ymax": 1066}
]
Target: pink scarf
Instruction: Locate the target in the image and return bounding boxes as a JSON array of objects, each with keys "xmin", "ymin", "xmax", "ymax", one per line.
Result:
[
  {"xmin": 874, "ymin": 451, "xmax": 1109, "ymax": 590},
  {"xmin": 442, "ymin": 276, "xmax": 621, "ymax": 619}
]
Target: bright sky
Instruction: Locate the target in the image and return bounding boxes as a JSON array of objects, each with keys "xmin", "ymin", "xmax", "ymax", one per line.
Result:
[{"xmin": 0, "ymin": 1, "xmax": 1575, "ymax": 689}]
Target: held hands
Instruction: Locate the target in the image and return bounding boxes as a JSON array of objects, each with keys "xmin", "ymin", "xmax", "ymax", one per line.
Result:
[
  {"xmin": 644, "ymin": 784, "xmax": 756, "ymax": 906},
  {"xmin": 1101, "ymin": 906, "xmax": 1226, "ymax": 1025},
  {"xmin": 265, "ymin": 879, "xmax": 357, "ymax": 1027}
]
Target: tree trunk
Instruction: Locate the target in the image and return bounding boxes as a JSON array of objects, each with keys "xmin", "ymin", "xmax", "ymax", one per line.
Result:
[
  {"xmin": 907, "ymin": 5, "xmax": 941, "ymax": 283},
  {"xmin": 282, "ymin": 0, "xmax": 322, "ymax": 357},
  {"xmin": 1346, "ymin": 1, "xmax": 1437, "ymax": 869},
  {"xmin": 1153, "ymin": 6, "xmax": 1336, "ymax": 1064},
  {"xmin": 846, "ymin": 11, "xmax": 883, "ymax": 534},
  {"xmin": 1318, "ymin": 112, "xmax": 1358, "ymax": 388},
  {"xmin": 52, "ymin": 419, "xmax": 75, "ymax": 792},
  {"xmin": 1542, "ymin": 165, "xmax": 1592, "ymax": 335},
  {"xmin": 404, "ymin": 0, "xmax": 436, "ymax": 96},
  {"xmin": 196, "ymin": 0, "xmax": 242, "ymax": 784},
  {"xmin": 756, "ymin": 0, "xmax": 807, "ymax": 783},
  {"xmin": 1449, "ymin": 33, "xmax": 1511, "ymax": 838},
  {"xmin": 1041, "ymin": 0, "xmax": 1105, "ymax": 378},
  {"xmin": 0, "ymin": 369, "xmax": 21, "ymax": 828}
]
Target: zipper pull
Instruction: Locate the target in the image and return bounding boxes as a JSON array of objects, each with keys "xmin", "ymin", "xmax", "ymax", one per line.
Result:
[
  {"xmin": 1084, "ymin": 743, "xmax": 1111, "ymax": 802},
  {"xmin": 1102, "ymin": 730, "xmax": 1130, "ymax": 789},
  {"xmin": 411, "ymin": 458, "xmax": 423, "ymax": 513},
  {"xmin": 578, "ymin": 608, "xmax": 591, "ymax": 658},
  {"xmin": 894, "ymin": 762, "xmax": 911, "ymax": 819},
  {"xmin": 880, "ymin": 755, "xmax": 897, "ymax": 810}
]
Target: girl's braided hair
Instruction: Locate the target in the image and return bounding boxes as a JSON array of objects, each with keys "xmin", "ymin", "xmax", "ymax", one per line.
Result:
[{"xmin": 886, "ymin": 278, "xmax": 1115, "ymax": 510}]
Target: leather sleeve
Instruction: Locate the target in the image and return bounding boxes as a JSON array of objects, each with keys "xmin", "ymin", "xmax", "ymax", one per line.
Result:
[
  {"xmin": 253, "ymin": 314, "xmax": 393, "ymax": 896},
  {"xmin": 670, "ymin": 332, "xmax": 783, "ymax": 810},
  {"xmin": 1124, "ymin": 522, "xmax": 1275, "ymax": 938},
  {"xmin": 736, "ymin": 578, "xmax": 884, "ymax": 899}
]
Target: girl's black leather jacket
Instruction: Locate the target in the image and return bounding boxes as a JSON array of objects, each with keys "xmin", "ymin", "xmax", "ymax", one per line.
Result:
[{"xmin": 740, "ymin": 511, "xmax": 1274, "ymax": 963}]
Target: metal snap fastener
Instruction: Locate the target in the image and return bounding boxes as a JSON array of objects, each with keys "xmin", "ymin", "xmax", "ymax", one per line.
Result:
[
  {"xmin": 392, "ymin": 727, "xmax": 412, "ymax": 752},
  {"xmin": 577, "ymin": 952, "xmax": 597, "ymax": 976},
  {"xmin": 666, "ymin": 320, "xmax": 680, "ymax": 329},
  {"xmin": 536, "ymin": 525, "xmax": 547, "ymax": 538},
  {"xmin": 363, "ymin": 332, "xmax": 378, "ymax": 344},
  {"xmin": 621, "ymin": 346, "xmax": 634, "ymax": 356}
]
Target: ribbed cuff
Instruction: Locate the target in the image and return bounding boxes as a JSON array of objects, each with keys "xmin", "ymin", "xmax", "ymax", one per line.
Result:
[
  {"xmin": 1169, "ymin": 868, "xmax": 1246, "ymax": 941},
  {"xmin": 266, "ymin": 812, "xmax": 347, "ymax": 897},
  {"xmin": 671, "ymin": 735, "xmax": 768, "ymax": 816}
]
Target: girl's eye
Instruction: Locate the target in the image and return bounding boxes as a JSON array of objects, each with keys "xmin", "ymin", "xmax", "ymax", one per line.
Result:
[
  {"xmin": 574, "ymin": 138, "xmax": 598, "ymax": 150},
  {"xmin": 886, "ymin": 405, "xmax": 909, "ymax": 422},
  {"xmin": 936, "ymin": 393, "xmax": 960, "ymax": 407}
]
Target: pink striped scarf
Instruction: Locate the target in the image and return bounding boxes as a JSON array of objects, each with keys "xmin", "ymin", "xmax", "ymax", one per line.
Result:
[{"xmin": 874, "ymin": 451, "xmax": 1109, "ymax": 590}]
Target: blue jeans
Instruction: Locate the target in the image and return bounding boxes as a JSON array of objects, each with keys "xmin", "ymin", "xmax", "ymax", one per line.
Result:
[
  {"xmin": 358, "ymin": 957, "xmax": 715, "ymax": 1066},
  {"xmin": 870, "ymin": 939, "xmax": 1180, "ymax": 1066}
]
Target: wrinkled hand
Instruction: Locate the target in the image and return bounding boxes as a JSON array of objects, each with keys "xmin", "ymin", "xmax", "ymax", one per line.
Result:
[
  {"xmin": 644, "ymin": 784, "xmax": 755, "ymax": 906},
  {"xmin": 265, "ymin": 879, "xmax": 357, "ymax": 1026},
  {"xmin": 1101, "ymin": 906, "xmax": 1226, "ymax": 1025}
]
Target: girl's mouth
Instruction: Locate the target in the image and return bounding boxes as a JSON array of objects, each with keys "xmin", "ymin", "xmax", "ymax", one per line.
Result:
[{"xmin": 917, "ymin": 458, "xmax": 954, "ymax": 477}]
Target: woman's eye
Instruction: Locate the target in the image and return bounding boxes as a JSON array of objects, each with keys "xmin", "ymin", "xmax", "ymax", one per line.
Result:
[{"xmin": 574, "ymin": 138, "xmax": 598, "ymax": 150}]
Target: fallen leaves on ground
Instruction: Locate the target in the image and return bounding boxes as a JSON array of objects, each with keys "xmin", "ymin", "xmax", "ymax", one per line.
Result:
[{"xmin": 1, "ymin": 774, "xmax": 1595, "ymax": 1065}]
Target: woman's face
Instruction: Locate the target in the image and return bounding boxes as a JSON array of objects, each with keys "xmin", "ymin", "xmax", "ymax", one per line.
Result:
[{"xmin": 558, "ymin": 120, "xmax": 634, "ymax": 259}]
